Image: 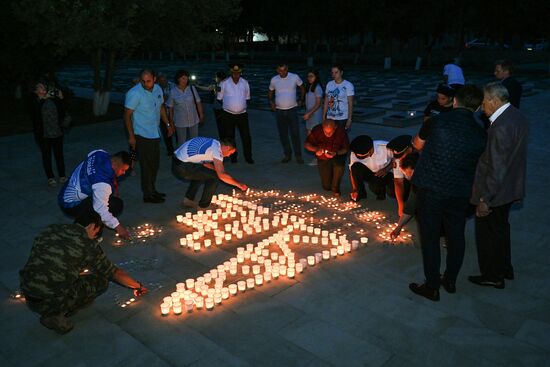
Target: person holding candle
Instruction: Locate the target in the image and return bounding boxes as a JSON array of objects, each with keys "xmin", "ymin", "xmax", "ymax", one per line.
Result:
[
  {"xmin": 58, "ymin": 149, "xmax": 132, "ymax": 240},
  {"xmin": 172, "ymin": 137, "xmax": 248, "ymax": 208},
  {"xmin": 305, "ymin": 119, "xmax": 349, "ymax": 196},
  {"xmin": 19, "ymin": 213, "xmax": 148, "ymax": 334}
]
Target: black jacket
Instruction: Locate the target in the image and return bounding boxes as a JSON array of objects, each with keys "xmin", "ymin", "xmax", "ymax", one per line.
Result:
[{"xmin": 471, "ymin": 105, "xmax": 528, "ymax": 206}]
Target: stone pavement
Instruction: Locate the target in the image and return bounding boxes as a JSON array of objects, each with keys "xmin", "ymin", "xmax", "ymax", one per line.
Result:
[{"xmin": 1, "ymin": 91, "xmax": 550, "ymax": 366}]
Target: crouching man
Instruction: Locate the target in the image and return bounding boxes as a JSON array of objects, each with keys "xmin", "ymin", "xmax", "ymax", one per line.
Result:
[{"xmin": 19, "ymin": 214, "xmax": 147, "ymax": 334}]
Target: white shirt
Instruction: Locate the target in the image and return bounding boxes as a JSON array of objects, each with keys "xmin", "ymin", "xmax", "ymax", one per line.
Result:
[
  {"xmin": 269, "ymin": 72, "xmax": 303, "ymax": 109},
  {"xmin": 175, "ymin": 137, "xmax": 223, "ymax": 163},
  {"xmin": 489, "ymin": 102, "xmax": 511, "ymax": 125},
  {"xmin": 443, "ymin": 64, "xmax": 465, "ymax": 85},
  {"xmin": 349, "ymin": 140, "xmax": 403, "ymax": 178},
  {"xmin": 219, "ymin": 77, "xmax": 250, "ymax": 114},
  {"xmin": 325, "ymin": 80, "xmax": 354, "ymax": 120}
]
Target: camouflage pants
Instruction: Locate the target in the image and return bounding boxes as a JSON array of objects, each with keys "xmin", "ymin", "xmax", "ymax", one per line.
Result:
[{"xmin": 24, "ymin": 274, "xmax": 109, "ymax": 317}]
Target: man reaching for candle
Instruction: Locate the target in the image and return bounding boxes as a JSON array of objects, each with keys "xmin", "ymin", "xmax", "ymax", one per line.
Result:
[
  {"xmin": 19, "ymin": 213, "xmax": 148, "ymax": 334},
  {"xmin": 172, "ymin": 137, "xmax": 248, "ymax": 208}
]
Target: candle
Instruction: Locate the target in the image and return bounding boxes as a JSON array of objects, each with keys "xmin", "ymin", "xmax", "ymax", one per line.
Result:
[
  {"xmin": 160, "ymin": 303, "xmax": 170, "ymax": 316},
  {"xmin": 322, "ymin": 250, "xmax": 330, "ymax": 260},
  {"xmin": 303, "ymin": 236, "xmax": 310, "ymax": 244},
  {"xmin": 229, "ymin": 284, "xmax": 238, "ymax": 295},
  {"xmin": 194, "ymin": 242, "xmax": 201, "ymax": 251},
  {"xmin": 293, "ymin": 235, "xmax": 300, "ymax": 243},
  {"xmin": 360, "ymin": 237, "xmax": 369, "ymax": 244},
  {"xmin": 255, "ymin": 274, "xmax": 263, "ymax": 285},
  {"xmin": 185, "ymin": 279, "xmax": 195, "ymax": 290},
  {"xmin": 307, "ymin": 256, "xmax": 315, "ymax": 266},
  {"xmin": 278, "ymin": 256, "xmax": 286, "ymax": 265},
  {"xmin": 230, "ymin": 266, "xmax": 238, "ymax": 275},
  {"xmin": 246, "ymin": 278, "xmax": 255, "ymax": 289},
  {"xmin": 163, "ymin": 296, "xmax": 173, "ymax": 306},
  {"xmin": 172, "ymin": 302, "xmax": 181, "ymax": 315},
  {"xmin": 321, "ymin": 238, "xmax": 329, "ymax": 246},
  {"xmin": 271, "ymin": 252, "xmax": 279, "ymax": 261},
  {"xmin": 204, "ymin": 274, "xmax": 212, "ymax": 283},
  {"xmin": 280, "ymin": 265, "xmax": 287, "ymax": 276},
  {"xmin": 314, "ymin": 228, "xmax": 321, "ymax": 235},
  {"xmin": 214, "ymin": 292, "xmax": 222, "ymax": 304},
  {"xmin": 296, "ymin": 263, "xmax": 304, "ymax": 273},
  {"xmin": 176, "ymin": 215, "xmax": 184, "ymax": 223},
  {"xmin": 252, "ymin": 265, "xmax": 261, "ymax": 275},
  {"xmin": 312, "ymin": 236, "xmax": 319, "ymax": 244},
  {"xmin": 237, "ymin": 254, "xmax": 244, "ymax": 263},
  {"xmin": 179, "ymin": 238, "xmax": 187, "ymax": 247},
  {"xmin": 205, "ymin": 297, "xmax": 214, "ymax": 310},
  {"xmin": 330, "ymin": 248, "xmax": 338, "ymax": 257},
  {"xmin": 184, "ymin": 299, "xmax": 194, "ymax": 312},
  {"xmin": 315, "ymin": 253, "xmax": 323, "ymax": 263},
  {"xmin": 204, "ymin": 239, "xmax": 211, "ymax": 248},
  {"xmin": 287, "ymin": 267, "xmax": 295, "ymax": 278},
  {"xmin": 242, "ymin": 265, "xmax": 250, "ymax": 275},
  {"xmin": 176, "ymin": 282, "xmax": 186, "ymax": 292},
  {"xmin": 338, "ymin": 246, "xmax": 345, "ymax": 255},
  {"xmin": 264, "ymin": 271, "xmax": 272, "ymax": 282},
  {"xmin": 238, "ymin": 281, "xmax": 247, "ymax": 292},
  {"xmin": 322, "ymin": 230, "xmax": 329, "ymax": 237},
  {"xmin": 221, "ymin": 287, "xmax": 230, "ymax": 299}
]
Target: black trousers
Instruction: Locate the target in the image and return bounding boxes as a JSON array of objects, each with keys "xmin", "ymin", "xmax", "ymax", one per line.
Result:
[
  {"xmin": 350, "ymin": 162, "xmax": 395, "ymax": 199},
  {"xmin": 135, "ymin": 135, "xmax": 160, "ymax": 197},
  {"xmin": 416, "ymin": 188, "xmax": 470, "ymax": 289},
  {"xmin": 172, "ymin": 159, "xmax": 219, "ymax": 208},
  {"xmin": 221, "ymin": 111, "xmax": 252, "ymax": 161},
  {"xmin": 61, "ymin": 196, "xmax": 123, "ymax": 227},
  {"xmin": 159, "ymin": 120, "xmax": 175, "ymax": 156},
  {"xmin": 275, "ymin": 107, "xmax": 302, "ymax": 158},
  {"xmin": 475, "ymin": 203, "xmax": 513, "ymax": 281},
  {"xmin": 37, "ymin": 136, "xmax": 65, "ymax": 179},
  {"xmin": 317, "ymin": 157, "xmax": 345, "ymax": 193}
]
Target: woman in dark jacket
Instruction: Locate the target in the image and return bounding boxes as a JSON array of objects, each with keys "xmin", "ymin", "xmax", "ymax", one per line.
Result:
[{"xmin": 31, "ymin": 82, "xmax": 66, "ymax": 187}]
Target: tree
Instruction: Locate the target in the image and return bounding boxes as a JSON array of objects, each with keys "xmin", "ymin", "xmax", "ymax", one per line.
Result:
[{"xmin": 14, "ymin": 0, "xmax": 241, "ymax": 116}]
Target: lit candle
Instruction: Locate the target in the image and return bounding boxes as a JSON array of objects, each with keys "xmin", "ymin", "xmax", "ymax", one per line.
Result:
[
  {"xmin": 303, "ymin": 236, "xmax": 310, "ymax": 244},
  {"xmin": 287, "ymin": 267, "xmax": 295, "ymax": 278},
  {"xmin": 246, "ymin": 278, "xmax": 255, "ymax": 289},
  {"xmin": 338, "ymin": 246, "xmax": 345, "ymax": 255},
  {"xmin": 307, "ymin": 256, "xmax": 315, "ymax": 266},
  {"xmin": 330, "ymin": 248, "xmax": 338, "ymax": 257},
  {"xmin": 179, "ymin": 238, "xmax": 187, "ymax": 247},
  {"xmin": 296, "ymin": 263, "xmax": 304, "ymax": 273},
  {"xmin": 360, "ymin": 237, "xmax": 369, "ymax": 244},
  {"xmin": 242, "ymin": 265, "xmax": 250, "ymax": 275},
  {"xmin": 160, "ymin": 303, "xmax": 170, "ymax": 316},
  {"xmin": 221, "ymin": 287, "xmax": 230, "ymax": 299},
  {"xmin": 237, "ymin": 281, "xmax": 247, "ymax": 292},
  {"xmin": 252, "ymin": 265, "xmax": 261, "ymax": 275},
  {"xmin": 214, "ymin": 292, "xmax": 222, "ymax": 304},
  {"xmin": 255, "ymin": 274, "xmax": 263, "ymax": 285},
  {"xmin": 228, "ymin": 284, "xmax": 238, "ymax": 295},
  {"xmin": 321, "ymin": 238, "xmax": 329, "ymax": 246},
  {"xmin": 163, "ymin": 296, "xmax": 173, "ymax": 306},
  {"xmin": 322, "ymin": 250, "xmax": 330, "ymax": 260},
  {"xmin": 204, "ymin": 239, "xmax": 211, "ymax": 248},
  {"xmin": 194, "ymin": 242, "xmax": 201, "ymax": 251},
  {"xmin": 264, "ymin": 271, "xmax": 272, "ymax": 282},
  {"xmin": 185, "ymin": 299, "xmax": 194, "ymax": 312},
  {"xmin": 315, "ymin": 253, "xmax": 323, "ymax": 263},
  {"xmin": 205, "ymin": 297, "xmax": 214, "ymax": 310}
]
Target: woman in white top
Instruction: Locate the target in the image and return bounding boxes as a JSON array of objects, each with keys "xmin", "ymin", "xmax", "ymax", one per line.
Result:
[
  {"xmin": 167, "ymin": 69, "xmax": 204, "ymax": 148},
  {"xmin": 303, "ymin": 69, "xmax": 324, "ymax": 134}
]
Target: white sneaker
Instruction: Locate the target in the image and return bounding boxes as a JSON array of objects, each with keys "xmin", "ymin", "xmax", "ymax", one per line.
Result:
[
  {"xmin": 47, "ymin": 178, "xmax": 57, "ymax": 187},
  {"xmin": 59, "ymin": 176, "xmax": 67, "ymax": 183}
]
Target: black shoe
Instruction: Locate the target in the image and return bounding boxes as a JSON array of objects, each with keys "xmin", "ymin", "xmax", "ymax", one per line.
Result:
[
  {"xmin": 468, "ymin": 275, "xmax": 505, "ymax": 289},
  {"xmin": 246, "ymin": 159, "xmax": 255, "ymax": 164},
  {"xmin": 440, "ymin": 276, "xmax": 456, "ymax": 294},
  {"xmin": 409, "ymin": 283, "xmax": 440, "ymax": 301},
  {"xmin": 281, "ymin": 156, "xmax": 291, "ymax": 163},
  {"xmin": 296, "ymin": 157, "xmax": 304, "ymax": 164},
  {"xmin": 153, "ymin": 191, "xmax": 166, "ymax": 198},
  {"xmin": 143, "ymin": 195, "xmax": 165, "ymax": 204}
]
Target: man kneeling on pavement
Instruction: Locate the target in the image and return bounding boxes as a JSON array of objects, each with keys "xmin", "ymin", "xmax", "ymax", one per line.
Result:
[
  {"xmin": 172, "ymin": 137, "xmax": 248, "ymax": 208},
  {"xmin": 19, "ymin": 213, "xmax": 147, "ymax": 334}
]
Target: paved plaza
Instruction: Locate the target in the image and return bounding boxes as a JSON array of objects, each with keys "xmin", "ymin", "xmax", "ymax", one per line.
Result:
[{"xmin": 1, "ymin": 69, "xmax": 550, "ymax": 366}]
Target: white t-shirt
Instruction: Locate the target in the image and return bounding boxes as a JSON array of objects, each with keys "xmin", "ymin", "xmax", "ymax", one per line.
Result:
[
  {"xmin": 325, "ymin": 80, "xmax": 354, "ymax": 120},
  {"xmin": 443, "ymin": 64, "xmax": 465, "ymax": 85},
  {"xmin": 269, "ymin": 72, "xmax": 303, "ymax": 110},
  {"xmin": 175, "ymin": 137, "xmax": 223, "ymax": 163},
  {"xmin": 349, "ymin": 140, "xmax": 404, "ymax": 178},
  {"xmin": 219, "ymin": 77, "xmax": 250, "ymax": 114}
]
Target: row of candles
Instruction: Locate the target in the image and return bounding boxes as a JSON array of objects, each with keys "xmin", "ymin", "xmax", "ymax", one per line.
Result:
[
  {"xmin": 160, "ymin": 227, "xmax": 368, "ymax": 316},
  {"xmin": 114, "ymin": 223, "xmax": 163, "ymax": 246}
]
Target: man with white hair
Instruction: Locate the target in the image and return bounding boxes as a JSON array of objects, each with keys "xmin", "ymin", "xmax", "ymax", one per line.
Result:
[{"xmin": 469, "ymin": 82, "xmax": 529, "ymax": 289}]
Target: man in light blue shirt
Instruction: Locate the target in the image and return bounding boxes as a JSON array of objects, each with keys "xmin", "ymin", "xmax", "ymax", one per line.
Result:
[{"xmin": 124, "ymin": 69, "xmax": 173, "ymax": 203}]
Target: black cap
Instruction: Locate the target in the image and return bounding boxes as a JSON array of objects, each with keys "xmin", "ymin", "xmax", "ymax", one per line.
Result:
[
  {"xmin": 387, "ymin": 135, "xmax": 412, "ymax": 157},
  {"xmin": 350, "ymin": 135, "xmax": 374, "ymax": 155},
  {"xmin": 437, "ymin": 84, "xmax": 455, "ymax": 97}
]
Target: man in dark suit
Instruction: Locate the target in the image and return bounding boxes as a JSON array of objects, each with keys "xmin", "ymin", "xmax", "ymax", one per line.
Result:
[
  {"xmin": 494, "ymin": 60, "xmax": 523, "ymax": 109},
  {"xmin": 469, "ymin": 82, "xmax": 529, "ymax": 289},
  {"xmin": 409, "ymin": 85, "xmax": 487, "ymax": 301}
]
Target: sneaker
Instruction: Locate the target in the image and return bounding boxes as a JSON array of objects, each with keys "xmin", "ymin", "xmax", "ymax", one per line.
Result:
[
  {"xmin": 58, "ymin": 177, "xmax": 67, "ymax": 183},
  {"xmin": 153, "ymin": 191, "xmax": 166, "ymax": 198},
  {"xmin": 47, "ymin": 178, "xmax": 57, "ymax": 187},
  {"xmin": 40, "ymin": 314, "xmax": 74, "ymax": 334},
  {"xmin": 307, "ymin": 158, "xmax": 317, "ymax": 166},
  {"xmin": 182, "ymin": 198, "xmax": 198, "ymax": 208}
]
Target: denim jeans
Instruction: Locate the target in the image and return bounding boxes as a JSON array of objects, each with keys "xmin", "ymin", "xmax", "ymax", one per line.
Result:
[
  {"xmin": 172, "ymin": 158, "xmax": 219, "ymax": 207},
  {"xmin": 275, "ymin": 107, "xmax": 302, "ymax": 158}
]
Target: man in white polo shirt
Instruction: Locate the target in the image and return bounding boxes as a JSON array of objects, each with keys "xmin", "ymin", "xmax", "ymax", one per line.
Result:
[
  {"xmin": 219, "ymin": 64, "xmax": 254, "ymax": 164},
  {"xmin": 268, "ymin": 62, "xmax": 306, "ymax": 163},
  {"xmin": 172, "ymin": 137, "xmax": 248, "ymax": 208},
  {"xmin": 349, "ymin": 135, "xmax": 411, "ymax": 215}
]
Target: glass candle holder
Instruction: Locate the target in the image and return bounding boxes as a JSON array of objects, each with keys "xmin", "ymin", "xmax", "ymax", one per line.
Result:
[{"xmin": 160, "ymin": 303, "xmax": 170, "ymax": 316}]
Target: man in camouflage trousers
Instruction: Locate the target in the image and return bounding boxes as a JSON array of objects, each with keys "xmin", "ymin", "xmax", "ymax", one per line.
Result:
[{"xmin": 19, "ymin": 214, "xmax": 147, "ymax": 334}]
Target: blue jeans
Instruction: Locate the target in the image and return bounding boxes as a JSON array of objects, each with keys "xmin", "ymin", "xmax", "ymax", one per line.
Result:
[
  {"xmin": 275, "ymin": 107, "xmax": 302, "ymax": 158},
  {"xmin": 416, "ymin": 188, "xmax": 470, "ymax": 289},
  {"xmin": 172, "ymin": 158, "xmax": 219, "ymax": 208}
]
